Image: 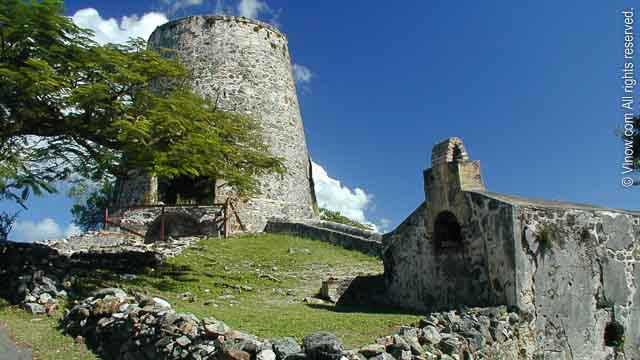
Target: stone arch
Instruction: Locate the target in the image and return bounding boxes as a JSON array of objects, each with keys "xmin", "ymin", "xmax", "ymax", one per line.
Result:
[
  {"xmin": 451, "ymin": 144, "xmax": 465, "ymax": 162},
  {"xmin": 431, "ymin": 137, "xmax": 469, "ymax": 166},
  {"xmin": 433, "ymin": 210, "xmax": 463, "ymax": 251},
  {"xmin": 145, "ymin": 213, "xmax": 203, "ymax": 243}
]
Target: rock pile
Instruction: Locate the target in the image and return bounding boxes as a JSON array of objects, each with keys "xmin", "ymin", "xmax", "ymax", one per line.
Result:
[
  {"xmin": 358, "ymin": 306, "xmax": 530, "ymax": 360},
  {"xmin": 62, "ymin": 288, "xmax": 346, "ymax": 360},
  {"xmin": 40, "ymin": 231, "xmax": 202, "ymax": 259},
  {"xmin": 11, "ymin": 269, "xmax": 71, "ymax": 315},
  {"xmin": 1, "ymin": 234, "xmax": 200, "ymax": 313},
  {"xmin": 62, "ymin": 288, "xmax": 531, "ymax": 360}
]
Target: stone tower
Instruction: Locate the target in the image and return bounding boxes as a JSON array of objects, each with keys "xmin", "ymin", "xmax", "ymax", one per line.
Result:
[
  {"xmin": 114, "ymin": 15, "xmax": 318, "ymax": 232},
  {"xmin": 423, "ymin": 137, "xmax": 486, "ymax": 232}
]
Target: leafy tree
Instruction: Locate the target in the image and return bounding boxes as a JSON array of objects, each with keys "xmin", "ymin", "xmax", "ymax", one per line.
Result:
[
  {"xmin": 0, "ymin": 0, "xmax": 284, "ymax": 212},
  {"xmin": 319, "ymin": 207, "xmax": 374, "ymax": 232},
  {"xmin": 70, "ymin": 180, "xmax": 114, "ymax": 232},
  {"xmin": 0, "ymin": 211, "xmax": 18, "ymax": 242}
]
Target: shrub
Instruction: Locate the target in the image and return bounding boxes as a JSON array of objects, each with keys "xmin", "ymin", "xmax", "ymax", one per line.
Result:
[
  {"xmin": 319, "ymin": 208, "xmax": 374, "ymax": 232},
  {"xmin": 0, "ymin": 211, "xmax": 18, "ymax": 242}
]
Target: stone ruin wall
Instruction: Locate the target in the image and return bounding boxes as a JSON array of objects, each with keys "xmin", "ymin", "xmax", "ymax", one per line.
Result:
[
  {"xmin": 113, "ymin": 172, "xmax": 157, "ymax": 208},
  {"xmin": 115, "ymin": 15, "xmax": 318, "ymax": 234},
  {"xmin": 383, "ymin": 191, "xmax": 640, "ymax": 359},
  {"xmin": 375, "ymin": 137, "xmax": 640, "ymax": 358},
  {"xmin": 116, "ymin": 206, "xmax": 223, "ymax": 241},
  {"xmin": 513, "ymin": 202, "xmax": 640, "ymax": 359},
  {"xmin": 265, "ymin": 219, "xmax": 383, "ymax": 257},
  {"xmin": 382, "ymin": 138, "xmax": 513, "ymax": 312},
  {"xmin": 382, "ymin": 192, "xmax": 518, "ymax": 313}
]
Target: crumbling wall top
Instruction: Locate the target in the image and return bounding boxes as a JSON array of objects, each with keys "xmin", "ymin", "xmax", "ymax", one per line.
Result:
[
  {"xmin": 431, "ymin": 137, "xmax": 469, "ymax": 166},
  {"xmin": 152, "ymin": 15, "xmax": 287, "ymax": 42}
]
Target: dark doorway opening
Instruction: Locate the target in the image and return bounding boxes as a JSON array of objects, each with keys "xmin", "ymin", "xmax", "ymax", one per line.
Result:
[
  {"xmin": 452, "ymin": 145, "xmax": 464, "ymax": 162},
  {"xmin": 158, "ymin": 176, "xmax": 215, "ymax": 205},
  {"xmin": 434, "ymin": 211, "xmax": 463, "ymax": 250}
]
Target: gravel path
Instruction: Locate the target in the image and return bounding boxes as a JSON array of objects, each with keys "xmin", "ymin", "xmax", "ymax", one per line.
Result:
[{"xmin": 0, "ymin": 323, "xmax": 31, "ymax": 360}]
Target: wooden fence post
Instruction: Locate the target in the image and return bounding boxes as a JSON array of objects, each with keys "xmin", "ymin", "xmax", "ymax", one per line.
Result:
[
  {"xmin": 229, "ymin": 201, "xmax": 247, "ymax": 232},
  {"xmin": 224, "ymin": 199, "xmax": 230, "ymax": 238}
]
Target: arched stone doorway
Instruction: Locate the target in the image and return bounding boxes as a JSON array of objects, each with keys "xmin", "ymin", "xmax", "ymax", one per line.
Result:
[{"xmin": 434, "ymin": 210, "xmax": 463, "ymax": 251}]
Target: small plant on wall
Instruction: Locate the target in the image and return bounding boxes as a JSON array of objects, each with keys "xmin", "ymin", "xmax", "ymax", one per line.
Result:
[
  {"xmin": 536, "ymin": 225, "xmax": 555, "ymax": 258},
  {"xmin": 605, "ymin": 305, "xmax": 626, "ymax": 353}
]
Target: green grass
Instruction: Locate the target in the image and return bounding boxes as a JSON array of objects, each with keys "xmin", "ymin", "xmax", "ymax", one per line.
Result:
[
  {"xmin": 0, "ymin": 234, "xmax": 422, "ymax": 358},
  {"xmin": 0, "ymin": 299, "xmax": 97, "ymax": 360}
]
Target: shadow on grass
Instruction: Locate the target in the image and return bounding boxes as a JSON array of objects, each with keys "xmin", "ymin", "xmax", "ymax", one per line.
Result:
[
  {"xmin": 304, "ymin": 303, "xmax": 424, "ymax": 316},
  {"xmin": 70, "ymin": 262, "xmax": 200, "ymax": 299}
]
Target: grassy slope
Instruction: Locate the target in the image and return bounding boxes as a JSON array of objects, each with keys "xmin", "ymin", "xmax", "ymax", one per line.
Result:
[
  {"xmin": 0, "ymin": 303, "xmax": 97, "ymax": 360},
  {"xmin": 0, "ymin": 234, "xmax": 421, "ymax": 358}
]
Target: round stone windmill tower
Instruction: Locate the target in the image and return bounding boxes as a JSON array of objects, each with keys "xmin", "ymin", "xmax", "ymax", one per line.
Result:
[{"xmin": 114, "ymin": 15, "xmax": 318, "ymax": 233}]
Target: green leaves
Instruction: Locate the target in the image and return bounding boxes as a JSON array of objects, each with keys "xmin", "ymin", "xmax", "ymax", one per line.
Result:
[
  {"xmin": 70, "ymin": 180, "xmax": 114, "ymax": 232},
  {"xmin": 319, "ymin": 208, "xmax": 374, "ymax": 232},
  {"xmin": 0, "ymin": 0, "xmax": 285, "ymax": 208},
  {"xmin": 0, "ymin": 211, "xmax": 19, "ymax": 241}
]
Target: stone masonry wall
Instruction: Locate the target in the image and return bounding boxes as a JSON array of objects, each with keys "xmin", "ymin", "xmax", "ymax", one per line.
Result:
[
  {"xmin": 116, "ymin": 206, "xmax": 223, "ymax": 241},
  {"xmin": 382, "ymin": 193, "xmax": 518, "ymax": 313},
  {"xmin": 382, "ymin": 191, "xmax": 640, "ymax": 358},
  {"xmin": 466, "ymin": 192, "xmax": 519, "ymax": 308},
  {"xmin": 113, "ymin": 171, "xmax": 157, "ymax": 207},
  {"xmin": 513, "ymin": 203, "xmax": 640, "ymax": 359},
  {"xmin": 118, "ymin": 15, "xmax": 318, "ymax": 232},
  {"xmin": 265, "ymin": 220, "xmax": 383, "ymax": 257}
]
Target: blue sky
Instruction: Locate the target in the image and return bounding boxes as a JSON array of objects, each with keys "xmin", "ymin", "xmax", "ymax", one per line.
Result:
[{"xmin": 3, "ymin": 0, "xmax": 639, "ymax": 240}]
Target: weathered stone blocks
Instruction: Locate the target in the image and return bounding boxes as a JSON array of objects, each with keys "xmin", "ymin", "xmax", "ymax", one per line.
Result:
[
  {"xmin": 365, "ymin": 138, "xmax": 639, "ymax": 359},
  {"xmin": 115, "ymin": 15, "xmax": 318, "ymax": 233}
]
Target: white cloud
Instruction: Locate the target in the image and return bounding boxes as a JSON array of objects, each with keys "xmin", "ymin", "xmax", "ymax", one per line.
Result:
[
  {"xmin": 71, "ymin": 8, "xmax": 168, "ymax": 45},
  {"xmin": 11, "ymin": 218, "xmax": 81, "ymax": 243},
  {"xmin": 237, "ymin": 0, "xmax": 270, "ymax": 19},
  {"xmin": 165, "ymin": 0, "xmax": 203, "ymax": 14},
  {"xmin": 293, "ymin": 64, "xmax": 313, "ymax": 84},
  {"xmin": 312, "ymin": 162, "xmax": 395, "ymax": 233},
  {"xmin": 376, "ymin": 218, "xmax": 392, "ymax": 233},
  {"xmin": 312, "ymin": 162, "xmax": 373, "ymax": 225}
]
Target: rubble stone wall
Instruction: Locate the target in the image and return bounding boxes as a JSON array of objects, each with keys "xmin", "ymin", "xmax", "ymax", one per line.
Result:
[
  {"xmin": 382, "ymin": 193, "xmax": 518, "ymax": 312},
  {"xmin": 381, "ymin": 191, "xmax": 640, "ymax": 358},
  {"xmin": 116, "ymin": 206, "xmax": 223, "ymax": 240},
  {"xmin": 0, "ymin": 241, "xmax": 162, "ymax": 308},
  {"xmin": 62, "ymin": 288, "xmax": 539, "ymax": 360},
  {"xmin": 265, "ymin": 220, "xmax": 382, "ymax": 256},
  {"xmin": 513, "ymin": 202, "xmax": 640, "ymax": 359},
  {"xmin": 0, "ymin": 242, "xmax": 162, "ymax": 276}
]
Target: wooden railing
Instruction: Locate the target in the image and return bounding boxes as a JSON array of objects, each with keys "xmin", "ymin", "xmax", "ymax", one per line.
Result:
[{"xmin": 103, "ymin": 199, "xmax": 246, "ymax": 241}]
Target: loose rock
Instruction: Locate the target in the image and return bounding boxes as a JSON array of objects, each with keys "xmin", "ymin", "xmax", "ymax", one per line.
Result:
[
  {"xmin": 303, "ymin": 332, "xmax": 343, "ymax": 360},
  {"xmin": 274, "ymin": 337, "xmax": 302, "ymax": 359}
]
